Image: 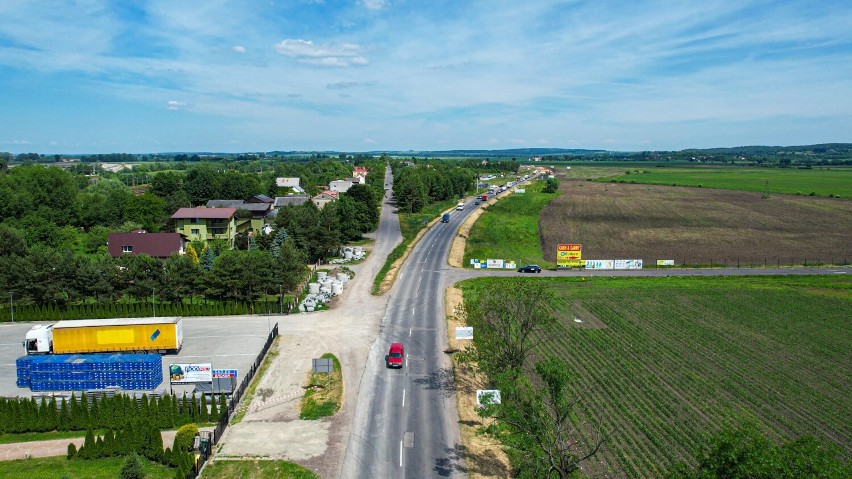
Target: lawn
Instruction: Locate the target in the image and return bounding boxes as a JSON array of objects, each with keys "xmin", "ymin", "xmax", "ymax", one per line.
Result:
[
  {"xmin": 299, "ymin": 353, "xmax": 343, "ymax": 420},
  {"xmin": 0, "ymin": 455, "xmax": 175, "ymax": 478},
  {"xmin": 597, "ymin": 166, "xmax": 852, "ymax": 198},
  {"xmin": 458, "ymin": 275, "xmax": 852, "ymax": 478},
  {"xmin": 201, "ymin": 459, "xmax": 318, "ymax": 479},
  {"xmin": 464, "ymin": 180, "xmax": 559, "ymax": 269}
]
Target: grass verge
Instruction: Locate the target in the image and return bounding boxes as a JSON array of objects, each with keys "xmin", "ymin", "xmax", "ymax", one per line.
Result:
[
  {"xmin": 299, "ymin": 353, "xmax": 343, "ymax": 420},
  {"xmin": 0, "ymin": 455, "xmax": 175, "ymax": 478},
  {"xmin": 230, "ymin": 336, "xmax": 281, "ymax": 424},
  {"xmin": 202, "ymin": 459, "xmax": 318, "ymax": 479},
  {"xmin": 464, "ymin": 181, "xmax": 558, "ymax": 269}
]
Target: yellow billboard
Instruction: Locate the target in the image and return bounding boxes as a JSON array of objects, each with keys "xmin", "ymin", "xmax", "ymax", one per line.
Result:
[{"xmin": 557, "ymin": 244, "xmax": 582, "ymax": 267}]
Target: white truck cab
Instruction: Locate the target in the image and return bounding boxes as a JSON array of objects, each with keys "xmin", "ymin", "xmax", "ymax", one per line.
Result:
[{"xmin": 24, "ymin": 325, "xmax": 53, "ymax": 354}]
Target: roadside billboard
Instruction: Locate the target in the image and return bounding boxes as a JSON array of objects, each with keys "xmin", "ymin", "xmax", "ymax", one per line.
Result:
[
  {"xmin": 486, "ymin": 259, "xmax": 505, "ymax": 269},
  {"xmin": 169, "ymin": 363, "xmax": 213, "ymax": 384},
  {"xmin": 614, "ymin": 259, "xmax": 643, "ymax": 270},
  {"xmin": 657, "ymin": 259, "xmax": 675, "ymax": 266},
  {"xmin": 585, "ymin": 260, "xmax": 614, "ymax": 270},
  {"xmin": 557, "ymin": 244, "xmax": 582, "ymax": 267}
]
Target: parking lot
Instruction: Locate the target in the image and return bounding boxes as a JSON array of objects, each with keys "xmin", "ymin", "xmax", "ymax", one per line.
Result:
[{"xmin": 0, "ymin": 316, "xmax": 278, "ymax": 398}]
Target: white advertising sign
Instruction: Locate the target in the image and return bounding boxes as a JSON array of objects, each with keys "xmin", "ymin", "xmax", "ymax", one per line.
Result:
[
  {"xmin": 505, "ymin": 261, "xmax": 517, "ymax": 269},
  {"xmin": 515, "ymin": 188, "xmax": 525, "ymax": 193},
  {"xmin": 614, "ymin": 259, "xmax": 643, "ymax": 270},
  {"xmin": 585, "ymin": 260, "xmax": 614, "ymax": 270},
  {"xmin": 486, "ymin": 259, "xmax": 505, "ymax": 269},
  {"xmin": 455, "ymin": 327, "xmax": 473, "ymax": 340},
  {"xmin": 169, "ymin": 363, "xmax": 213, "ymax": 384}
]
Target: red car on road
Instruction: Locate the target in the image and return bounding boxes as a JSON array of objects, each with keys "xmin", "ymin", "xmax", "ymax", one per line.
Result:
[{"xmin": 386, "ymin": 342, "xmax": 405, "ymax": 368}]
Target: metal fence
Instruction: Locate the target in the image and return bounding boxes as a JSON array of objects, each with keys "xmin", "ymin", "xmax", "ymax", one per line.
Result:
[{"xmin": 188, "ymin": 321, "xmax": 279, "ymax": 477}]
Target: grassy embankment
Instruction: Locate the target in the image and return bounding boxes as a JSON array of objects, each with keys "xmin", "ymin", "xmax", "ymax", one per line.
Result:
[
  {"xmin": 201, "ymin": 459, "xmax": 318, "ymax": 479},
  {"xmin": 299, "ymin": 353, "xmax": 343, "ymax": 420},
  {"xmin": 463, "ymin": 180, "xmax": 559, "ymax": 269},
  {"xmin": 371, "ymin": 198, "xmax": 459, "ymax": 294},
  {"xmin": 458, "ymin": 274, "xmax": 852, "ymax": 478},
  {"xmin": 0, "ymin": 455, "xmax": 175, "ymax": 478},
  {"xmin": 597, "ymin": 166, "xmax": 852, "ymax": 198}
]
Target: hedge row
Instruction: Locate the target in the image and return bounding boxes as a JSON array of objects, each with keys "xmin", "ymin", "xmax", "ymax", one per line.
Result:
[{"xmin": 0, "ymin": 300, "xmax": 280, "ymax": 322}]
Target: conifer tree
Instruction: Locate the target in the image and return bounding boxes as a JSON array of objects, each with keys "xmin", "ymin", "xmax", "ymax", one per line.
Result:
[
  {"xmin": 200, "ymin": 394, "xmax": 209, "ymax": 423},
  {"xmin": 209, "ymin": 394, "xmax": 219, "ymax": 422},
  {"xmin": 219, "ymin": 394, "xmax": 228, "ymax": 419},
  {"xmin": 95, "ymin": 435, "xmax": 105, "ymax": 458},
  {"xmin": 47, "ymin": 397, "xmax": 59, "ymax": 431},
  {"xmin": 81, "ymin": 427, "xmax": 95, "ymax": 459},
  {"xmin": 89, "ymin": 396, "xmax": 100, "ymax": 429},
  {"xmin": 58, "ymin": 398, "xmax": 71, "ymax": 431},
  {"xmin": 67, "ymin": 442, "xmax": 77, "ymax": 459},
  {"xmin": 119, "ymin": 453, "xmax": 145, "ymax": 479},
  {"xmin": 186, "ymin": 243, "xmax": 199, "ymax": 264},
  {"xmin": 102, "ymin": 429, "xmax": 115, "ymax": 457}
]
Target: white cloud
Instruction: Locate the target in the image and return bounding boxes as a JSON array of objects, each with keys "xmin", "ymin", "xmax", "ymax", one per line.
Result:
[
  {"xmin": 166, "ymin": 100, "xmax": 187, "ymax": 110},
  {"xmin": 273, "ymin": 39, "xmax": 368, "ymax": 67},
  {"xmin": 232, "ymin": 45, "xmax": 246, "ymax": 53},
  {"xmin": 362, "ymin": 138, "xmax": 377, "ymax": 144},
  {"xmin": 362, "ymin": 0, "xmax": 388, "ymax": 10}
]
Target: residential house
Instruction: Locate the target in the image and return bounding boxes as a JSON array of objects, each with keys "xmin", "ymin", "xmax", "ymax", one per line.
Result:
[
  {"xmin": 349, "ymin": 175, "xmax": 366, "ymax": 185},
  {"xmin": 205, "ymin": 199, "xmax": 274, "ymax": 235},
  {"xmin": 312, "ymin": 190, "xmax": 338, "ymax": 209},
  {"xmin": 276, "ymin": 177, "xmax": 301, "ymax": 188},
  {"xmin": 352, "ymin": 166, "xmax": 368, "ymax": 179},
  {"xmin": 171, "ymin": 207, "xmax": 238, "ymax": 247},
  {"xmin": 107, "ymin": 231, "xmax": 185, "ymax": 259},
  {"xmin": 329, "ymin": 179, "xmax": 353, "ymax": 193},
  {"xmin": 274, "ymin": 194, "xmax": 311, "ymax": 208}
]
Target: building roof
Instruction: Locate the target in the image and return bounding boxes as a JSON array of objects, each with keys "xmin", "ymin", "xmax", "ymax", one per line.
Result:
[
  {"xmin": 250, "ymin": 194, "xmax": 274, "ymax": 204},
  {"xmin": 206, "ymin": 200, "xmax": 271, "ymax": 212},
  {"xmin": 317, "ymin": 190, "xmax": 339, "ymax": 199},
  {"xmin": 171, "ymin": 207, "xmax": 237, "ymax": 219},
  {"xmin": 276, "ymin": 177, "xmax": 301, "ymax": 188},
  {"xmin": 107, "ymin": 232, "xmax": 184, "ymax": 258},
  {"xmin": 274, "ymin": 195, "xmax": 311, "ymax": 207}
]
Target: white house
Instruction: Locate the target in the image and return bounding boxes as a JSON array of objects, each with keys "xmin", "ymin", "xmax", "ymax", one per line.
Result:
[{"xmin": 329, "ymin": 179, "xmax": 353, "ymax": 193}]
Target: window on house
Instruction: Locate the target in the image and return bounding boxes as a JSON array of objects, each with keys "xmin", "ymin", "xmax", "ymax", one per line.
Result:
[
  {"xmin": 122, "ymin": 245, "xmax": 133, "ymax": 253},
  {"xmin": 211, "ymin": 228, "xmax": 226, "ymax": 235},
  {"xmin": 191, "ymin": 228, "xmax": 200, "ymax": 235},
  {"xmin": 191, "ymin": 218, "xmax": 201, "ymax": 224}
]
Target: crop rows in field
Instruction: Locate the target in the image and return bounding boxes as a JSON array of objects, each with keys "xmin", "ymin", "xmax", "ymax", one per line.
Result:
[{"xmin": 463, "ymin": 275, "xmax": 852, "ymax": 478}]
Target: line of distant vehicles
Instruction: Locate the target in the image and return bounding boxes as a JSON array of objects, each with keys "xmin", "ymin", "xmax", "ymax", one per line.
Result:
[{"xmin": 442, "ymin": 174, "xmax": 536, "ymax": 223}]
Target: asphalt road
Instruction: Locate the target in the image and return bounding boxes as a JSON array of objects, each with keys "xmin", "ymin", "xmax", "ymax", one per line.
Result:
[{"xmin": 342, "ymin": 187, "xmax": 485, "ymax": 478}]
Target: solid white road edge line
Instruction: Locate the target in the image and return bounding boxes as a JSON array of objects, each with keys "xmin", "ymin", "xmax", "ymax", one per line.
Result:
[
  {"xmin": 402, "ymin": 388, "xmax": 406, "ymax": 408},
  {"xmin": 399, "ymin": 440, "xmax": 403, "ymax": 467}
]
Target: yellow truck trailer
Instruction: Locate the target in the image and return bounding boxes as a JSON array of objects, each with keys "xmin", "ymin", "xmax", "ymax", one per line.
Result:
[{"xmin": 24, "ymin": 317, "xmax": 183, "ymax": 355}]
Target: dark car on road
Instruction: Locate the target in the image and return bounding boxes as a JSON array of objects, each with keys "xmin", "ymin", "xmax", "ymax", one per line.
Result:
[{"xmin": 517, "ymin": 264, "xmax": 542, "ymax": 273}]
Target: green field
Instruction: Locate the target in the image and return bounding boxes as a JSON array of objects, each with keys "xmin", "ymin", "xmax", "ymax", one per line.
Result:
[
  {"xmin": 596, "ymin": 167, "xmax": 852, "ymax": 197},
  {"xmin": 464, "ymin": 180, "xmax": 558, "ymax": 268},
  {"xmin": 0, "ymin": 455, "xmax": 175, "ymax": 478},
  {"xmin": 458, "ymin": 275, "xmax": 852, "ymax": 478}
]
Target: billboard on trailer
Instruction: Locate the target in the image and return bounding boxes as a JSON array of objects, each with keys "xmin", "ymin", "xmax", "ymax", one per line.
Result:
[
  {"xmin": 557, "ymin": 244, "xmax": 582, "ymax": 267},
  {"xmin": 169, "ymin": 363, "xmax": 213, "ymax": 384}
]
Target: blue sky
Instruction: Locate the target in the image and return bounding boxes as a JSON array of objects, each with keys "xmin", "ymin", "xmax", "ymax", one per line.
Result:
[{"xmin": 1, "ymin": 0, "xmax": 850, "ymax": 154}]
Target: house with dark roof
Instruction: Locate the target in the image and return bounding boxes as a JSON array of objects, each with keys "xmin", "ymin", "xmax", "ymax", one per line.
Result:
[
  {"xmin": 205, "ymin": 200, "xmax": 273, "ymax": 235},
  {"xmin": 107, "ymin": 231, "xmax": 185, "ymax": 259},
  {"xmin": 171, "ymin": 207, "xmax": 238, "ymax": 247}
]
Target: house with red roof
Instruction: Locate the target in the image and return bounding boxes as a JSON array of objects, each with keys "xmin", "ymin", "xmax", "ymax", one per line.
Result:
[
  {"xmin": 312, "ymin": 190, "xmax": 338, "ymax": 209},
  {"xmin": 171, "ymin": 207, "xmax": 238, "ymax": 247},
  {"xmin": 107, "ymin": 231, "xmax": 186, "ymax": 259}
]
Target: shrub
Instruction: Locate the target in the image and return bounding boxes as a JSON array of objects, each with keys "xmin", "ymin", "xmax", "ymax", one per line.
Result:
[
  {"xmin": 66, "ymin": 442, "xmax": 77, "ymax": 459},
  {"xmin": 119, "ymin": 453, "xmax": 145, "ymax": 479}
]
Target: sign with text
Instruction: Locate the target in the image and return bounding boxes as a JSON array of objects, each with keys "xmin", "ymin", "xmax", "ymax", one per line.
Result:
[
  {"xmin": 557, "ymin": 244, "xmax": 582, "ymax": 267},
  {"xmin": 455, "ymin": 327, "xmax": 473, "ymax": 340},
  {"xmin": 657, "ymin": 259, "xmax": 675, "ymax": 266},
  {"xmin": 212, "ymin": 369, "xmax": 238, "ymax": 380},
  {"xmin": 614, "ymin": 259, "xmax": 643, "ymax": 270},
  {"xmin": 476, "ymin": 389, "xmax": 502, "ymax": 406},
  {"xmin": 486, "ymin": 259, "xmax": 505, "ymax": 269},
  {"xmin": 169, "ymin": 363, "xmax": 213, "ymax": 384},
  {"xmin": 585, "ymin": 260, "xmax": 614, "ymax": 270}
]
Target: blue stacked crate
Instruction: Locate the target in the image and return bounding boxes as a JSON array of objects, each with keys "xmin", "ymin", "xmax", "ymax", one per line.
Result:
[
  {"xmin": 15, "ymin": 356, "xmax": 32, "ymax": 388},
  {"xmin": 19, "ymin": 353, "xmax": 163, "ymax": 392}
]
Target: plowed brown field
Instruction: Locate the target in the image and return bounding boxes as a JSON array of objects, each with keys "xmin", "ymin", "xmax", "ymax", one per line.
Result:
[{"xmin": 540, "ymin": 181, "xmax": 852, "ymax": 265}]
